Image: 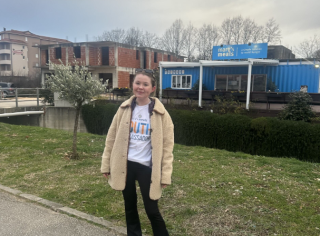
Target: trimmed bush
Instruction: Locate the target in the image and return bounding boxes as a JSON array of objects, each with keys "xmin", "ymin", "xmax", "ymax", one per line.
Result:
[
  {"xmin": 81, "ymin": 103, "xmax": 320, "ymax": 162},
  {"xmin": 82, "ymin": 103, "xmax": 120, "ymax": 135},
  {"xmin": 169, "ymin": 110, "xmax": 320, "ymax": 162}
]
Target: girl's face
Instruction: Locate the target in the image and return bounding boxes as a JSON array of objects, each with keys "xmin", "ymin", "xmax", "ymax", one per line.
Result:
[{"xmin": 133, "ymin": 74, "xmax": 156, "ymax": 99}]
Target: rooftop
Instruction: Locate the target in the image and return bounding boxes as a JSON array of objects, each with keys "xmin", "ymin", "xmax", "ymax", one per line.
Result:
[
  {"xmin": 0, "ymin": 38, "xmax": 27, "ymax": 45},
  {"xmin": 0, "ymin": 29, "xmax": 71, "ymax": 43}
]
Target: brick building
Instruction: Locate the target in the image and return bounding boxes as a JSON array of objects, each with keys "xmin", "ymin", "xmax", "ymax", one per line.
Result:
[
  {"xmin": 38, "ymin": 41, "xmax": 184, "ymax": 89},
  {"xmin": 0, "ymin": 29, "xmax": 70, "ymax": 78}
]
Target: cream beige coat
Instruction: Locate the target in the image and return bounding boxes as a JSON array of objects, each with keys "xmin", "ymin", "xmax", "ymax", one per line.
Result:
[{"xmin": 101, "ymin": 96, "xmax": 174, "ymax": 200}]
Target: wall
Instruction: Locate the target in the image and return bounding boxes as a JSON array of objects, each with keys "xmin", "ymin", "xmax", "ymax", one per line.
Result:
[
  {"xmin": 40, "ymin": 49, "xmax": 47, "ymax": 66},
  {"xmin": 68, "ymin": 46, "xmax": 86, "ymax": 65},
  {"xmin": 149, "ymin": 51, "xmax": 162, "ymax": 69},
  {"xmin": 91, "ymin": 67, "xmax": 116, "ymax": 87},
  {"xmin": 109, "ymin": 47, "xmax": 115, "ymax": 66},
  {"xmin": 26, "ymin": 36, "xmax": 42, "ymax": 76},
  {"xmin": 162, "ymin": 67, "xmax": 200, "ymax": 89},
  {"xmin": 49, "ymin": 47, "xmax": 67, "ymax": 65},
  {"xmin": 11, "ymin": 43, "xmax": 28, "ymax": 76},
  {"xmin": 162, "ymin": 64, "xmax": 320, "ymax": 93},
  {"xmin": 267, "ymin": 46, "xmax": 295, "ymax": 59},
  {"xmin": 118, "ymin": 71, "xmax": 130, "ymax": 88},
  {"xmin": 0, "ymin": 107, "xmax": 88, "ymax": 133},
  {"xmin": 89, "ymin": 47, "xmax": 101, "ymax": 66},
  {"xmin": 118, "ymin": 47, "xmax": 140, "ymax": 68},
  {"xmin": 40, "ymin": 107, "xmax": 87, "ymax": 132}
]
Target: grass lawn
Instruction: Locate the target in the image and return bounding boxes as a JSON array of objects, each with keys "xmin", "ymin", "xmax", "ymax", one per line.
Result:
[{"xmin": 0, "ymin": 122, "xmax": 319, "ymax": 236}]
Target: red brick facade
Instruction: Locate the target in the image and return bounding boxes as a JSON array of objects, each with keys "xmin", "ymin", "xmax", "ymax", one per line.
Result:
[
  {"xmin": 49, "ymin": 47, "xmax": 67, "ymax": 65},
  {"xmin": 41, "ymin": 50, "xmax": 47, "ymax": 66},
  {"xmin": 118, "ymin": 71, "xmax": 130, "ymax": 88},
  {"xmin": 150, "ymin": 51, "xmax": 162, "ymax": 69},
  {"xmin": 109, "ymin": 47, "xmax": 115, "ymax": 66},
  {"xmin": 43, "ymin": 44, "xmax": 183, "ymax": 68},
  {"xmin": 118, "ymin": 47, "xmax": 140, "ymax": 68},
  {"xmin": 89, "ymin": 47, "xmax": 101, "ymax": 66},
  {"xmin": 68, "ymin": 46, "xmax": 86, "ymax": 66},
  {"xmin": 41, "ymin": 42, "xmax": 184, "ymax": 88}
]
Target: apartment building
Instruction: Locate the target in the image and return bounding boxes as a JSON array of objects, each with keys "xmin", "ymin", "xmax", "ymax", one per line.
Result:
[
  {"xmin": 38, "ymin": 41, "xmax": 184, "ymax": 89},
  {"xmin": 0, "ymin": 29, "xmax": 70, "ymax": 77}
]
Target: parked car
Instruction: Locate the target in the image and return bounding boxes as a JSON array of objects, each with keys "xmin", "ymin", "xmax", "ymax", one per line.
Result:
[{"xmin": 0, "ymin": 82, "xmax": 16, "ymax": 98}]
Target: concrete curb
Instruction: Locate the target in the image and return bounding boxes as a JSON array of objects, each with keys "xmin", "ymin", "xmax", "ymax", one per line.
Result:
[{"xmin": 0, "ymin": 184, "xmax": 127, "ymax": 236}]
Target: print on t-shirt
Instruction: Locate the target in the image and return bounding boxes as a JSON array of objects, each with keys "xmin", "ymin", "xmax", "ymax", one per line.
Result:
[
  {"xmin": 128, "ymin": 104, "xmax": 152, "ymax": 166},
  {"xmin": 130, "ymin": 118, "xmax": 151, "ymax": 141}
]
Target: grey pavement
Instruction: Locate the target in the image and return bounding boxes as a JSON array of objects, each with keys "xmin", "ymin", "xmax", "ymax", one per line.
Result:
[{"xmin": 0, "ymin": 185, "xmax": 127, "ymax": 236}]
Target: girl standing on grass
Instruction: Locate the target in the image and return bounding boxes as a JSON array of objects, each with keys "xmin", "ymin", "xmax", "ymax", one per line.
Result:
[{"xmin": 101, "ymin": 69, "xmax": 174, "ymax": 236}]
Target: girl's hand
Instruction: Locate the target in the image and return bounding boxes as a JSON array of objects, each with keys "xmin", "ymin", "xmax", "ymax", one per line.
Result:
[
  {"xmin": 161, "ymin": 184, "xmax": 167, "ymax": 189},
  {"xmin": 103, "ymin": 173, "xmax": 110, "ymax": 179}
]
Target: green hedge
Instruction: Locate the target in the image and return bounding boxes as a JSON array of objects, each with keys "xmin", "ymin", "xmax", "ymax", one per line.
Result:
[
  {"xmin": 82, "ymin": 103, "xmax": 120, "ymax": 135},
  {"xmin": 81, "ymin": 104, "xmax": 320, "ymax": 162}
]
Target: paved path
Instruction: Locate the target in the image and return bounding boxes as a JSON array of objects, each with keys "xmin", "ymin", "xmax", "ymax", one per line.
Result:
[{"xmin": 0, "ymin": 186, "xmax": 127, "ymax": 236}]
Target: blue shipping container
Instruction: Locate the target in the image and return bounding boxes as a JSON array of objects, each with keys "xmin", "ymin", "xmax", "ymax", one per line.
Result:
[{"xmin": 162, "ymin": 63, "xmax": 320, "ymax": 93}]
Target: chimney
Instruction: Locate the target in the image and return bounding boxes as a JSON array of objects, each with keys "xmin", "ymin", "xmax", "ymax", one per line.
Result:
[{"xmin": 3, "ymin": 27, "xmax": 6, "ymax": 31}]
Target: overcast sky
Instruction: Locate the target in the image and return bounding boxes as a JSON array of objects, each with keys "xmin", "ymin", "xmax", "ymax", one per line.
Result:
[{"xmin": 2, "ymin": 0, "xmax": 320, "ymax": 56}]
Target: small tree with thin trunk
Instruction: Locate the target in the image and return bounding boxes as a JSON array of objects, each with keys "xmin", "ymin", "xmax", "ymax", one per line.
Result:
[{"xmin": 45, "ymin": 61, "xmax": 106, "ymax": 159}]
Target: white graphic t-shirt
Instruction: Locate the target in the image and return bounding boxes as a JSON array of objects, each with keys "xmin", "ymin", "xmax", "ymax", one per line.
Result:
[{"xmin": 128, "ymin": 103, "xmax": 152, "ymax": 167}]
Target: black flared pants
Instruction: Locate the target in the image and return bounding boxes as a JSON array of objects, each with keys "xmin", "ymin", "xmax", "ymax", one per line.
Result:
[{"xmin": 122, "ymin": 161, "xmax": 169, "ymax": 236}]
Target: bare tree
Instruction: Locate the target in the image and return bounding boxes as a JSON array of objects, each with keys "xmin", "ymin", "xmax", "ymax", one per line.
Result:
[
  {"xmin": 161, "ymin": 19, "xmax": 185, "ymax": 55},
  {"xmin": 230, "ymin": 16, "xmax": 244, "ymax": 45},
  {"xmin": 95, "ymin": 28, "xmax": 126, "ymax": 43},
  {"xmin": 313, "ymin": 49, "xmax": 320, "ymax": 58},
  {"xmin": 220, "ymin": 18, "xmax": 233, "ymax": 45},
  {"xmin": 294, "ymin": 35, "xmax": 320, "ymax": 58},
  {"xmin": 241, "ymin": 18, "xmax": 256, "ymax": 44},
  {"xmin": 196, "ymin": 24, "xmax": 220, "ymax": 60},
  {"xmin": 124, "ymin": 27, "xmax": 143, "ymax": 47},
  {"xmin": 182, "ymin": 22, "xmax": 197, "ymax": 61},
  {"xmin": 251, "ymin": 24, "xmax": 264, "ymax": 43},
  {"xmin": 140, "ymin": 31, "xmax": 160, "ymax": 48},
  {"xmin": 264, "ymin": 18, "xmax": 281, "ymax": 44},
  {"xmin": 221, "ymin": 16, "xmax": 269, "ymax": 45}
]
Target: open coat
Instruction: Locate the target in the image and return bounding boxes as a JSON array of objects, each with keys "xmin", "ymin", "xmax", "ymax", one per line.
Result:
[{"xmin": 101, "ymin": 96, "xmax": 174, "ymax": 200}]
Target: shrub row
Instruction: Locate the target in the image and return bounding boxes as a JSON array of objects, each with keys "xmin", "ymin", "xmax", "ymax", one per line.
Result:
[
  {"xmin": 170, "ymin": 110, "xmax": 320, "ymax": 162},
  {"xmin": 82, "ymin": 103, "xmax": 120, "ymax": 135},
  {"xmin": 82, "ymin": 104, "xmax": 320, "ymax": 162}
]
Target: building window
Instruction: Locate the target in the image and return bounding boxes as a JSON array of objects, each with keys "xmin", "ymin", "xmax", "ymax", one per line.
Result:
[
  {"xmin": 23, "ymin": 46, "xmax": 25, "ymax": 49},
  {"xmin": 154, "ymin": 52, "xmax": 157, "ymax": 63},
  {"xmin": 171, "ymin": 75, "xmax": 192, "ymax": 89},
  {"xmin": 253, "ymin": 75, "xmax": 267, "ymax": 91},
  {"xmin": 101, "ymin": 47, "xmax": 109, "ymax": 65},
  {"xmin": 23, "ymin": 67, "xmax": 25, "ymax": 69},
  {"xmin": 168, "ymin": 55, "xmax": 171, "ymax": 61},
  {"xmin": 73, "ymin": 46, "xmax": 81, "ymax": 58},
  {"xmin": 23, "ymin": 56, "xmax": 25, "ymax": 59},
  {"xmin": 136, "ymin": 50, "xmax": 139, "ymax": 60},
  {"xmin": 55, "ymin": 47, "xmax": 62, "ymax": 59},
  {"xmin": 215, "ymin": 74, "xmax": 267, "ymax": 91}
]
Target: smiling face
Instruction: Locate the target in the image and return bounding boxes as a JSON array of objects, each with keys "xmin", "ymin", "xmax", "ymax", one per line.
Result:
[{"xmin": 132, "ymin": 73, "xmax": 156, "ymax": 100}]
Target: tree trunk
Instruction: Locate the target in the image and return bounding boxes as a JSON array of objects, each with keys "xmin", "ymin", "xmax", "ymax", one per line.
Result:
[{"xmin": 72, "ymin": 106, "xmax": 81, "ymax": 159}]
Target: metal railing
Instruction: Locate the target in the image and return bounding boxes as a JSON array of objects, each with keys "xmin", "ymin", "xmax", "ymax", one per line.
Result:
[{"xmin": 0, "ymin": 88, "xmax": 44, "ymax": 107}]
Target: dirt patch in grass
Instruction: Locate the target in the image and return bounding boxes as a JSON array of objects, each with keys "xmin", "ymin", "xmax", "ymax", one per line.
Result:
[{"xmin": 183, "ymin": 207, "xmax": 261, "ymax": 236}]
